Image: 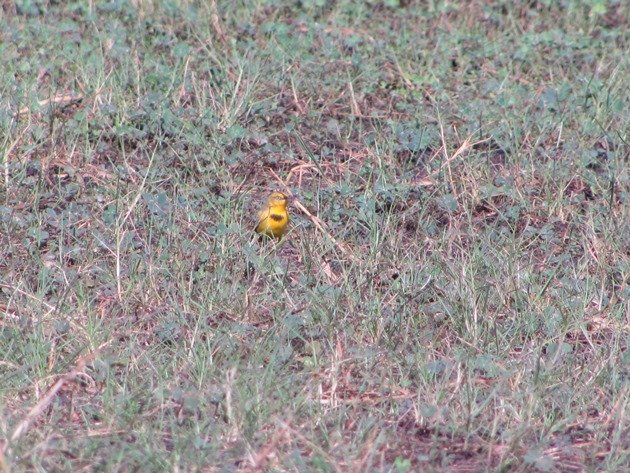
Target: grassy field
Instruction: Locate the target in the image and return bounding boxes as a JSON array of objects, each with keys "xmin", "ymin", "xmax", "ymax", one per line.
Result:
[{"xmin": 1, "ymin": 1, "xmax": 628, "ymax": 471}]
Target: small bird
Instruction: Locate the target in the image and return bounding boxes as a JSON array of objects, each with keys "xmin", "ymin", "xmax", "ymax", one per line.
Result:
[{"xmin": 255, "ymin": 191, "xmax": 290, "ymax": 239}]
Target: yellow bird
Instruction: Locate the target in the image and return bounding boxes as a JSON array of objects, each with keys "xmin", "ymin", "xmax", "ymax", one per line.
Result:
[{"xmin": 255, "ymin": 191, "xmax": 290, "ymax": 239}]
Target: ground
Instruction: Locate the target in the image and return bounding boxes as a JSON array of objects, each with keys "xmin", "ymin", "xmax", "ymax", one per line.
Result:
[{"xmin": 0, "ymin": 1, "xmax": 628, "ymax": 472}]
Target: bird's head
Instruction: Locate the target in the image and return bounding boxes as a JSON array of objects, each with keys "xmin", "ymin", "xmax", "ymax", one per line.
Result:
[{"xmin": 267, "ymin": 192, "xmax": 288, "ymax": 208}]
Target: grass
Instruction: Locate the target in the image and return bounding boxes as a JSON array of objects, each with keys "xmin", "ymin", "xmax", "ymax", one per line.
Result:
[{"xmin": 1, "ymin": 0, "xmax": 628, "ymax": 471}]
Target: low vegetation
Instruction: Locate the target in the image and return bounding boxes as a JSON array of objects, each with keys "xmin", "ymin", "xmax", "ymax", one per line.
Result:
[{"xmin": 1, "ymin": 1, "xmax": 628, "ymax": 471}]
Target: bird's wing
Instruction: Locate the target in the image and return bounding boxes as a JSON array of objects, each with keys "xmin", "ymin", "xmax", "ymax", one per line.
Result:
[{"xmin": 255, "ymin": 207, "xmax": 270, "ymax": 232}]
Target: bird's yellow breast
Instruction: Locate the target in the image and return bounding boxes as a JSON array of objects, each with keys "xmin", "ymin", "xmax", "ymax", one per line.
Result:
[{"xmin": 256, "ymin": 205, "xmax": 289, "ymax": 238}]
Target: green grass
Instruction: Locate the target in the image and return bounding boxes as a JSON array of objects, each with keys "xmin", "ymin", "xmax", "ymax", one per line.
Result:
[{"xmin": 1, "ymin": 0, "xmax": 628, "ymax": 471}]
